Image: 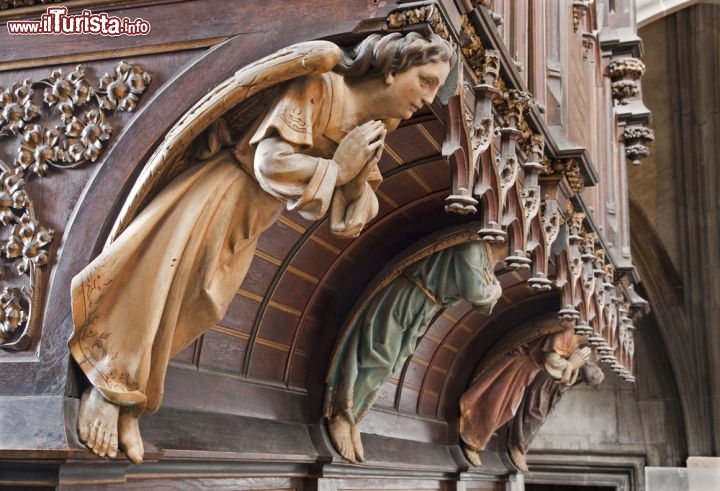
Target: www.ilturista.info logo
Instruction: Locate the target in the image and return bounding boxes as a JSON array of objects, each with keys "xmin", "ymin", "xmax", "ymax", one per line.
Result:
[{"xmin": 7, "ymin": 7, "xmax": 151, "ymax": 36}]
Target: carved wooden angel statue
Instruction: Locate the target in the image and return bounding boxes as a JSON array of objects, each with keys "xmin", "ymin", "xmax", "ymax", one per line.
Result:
[
  {"xmin": 68, "ymin": 32, "xmax": 455, "ymax": 464},
  {"xmin": 459, "ymin": 321, "xmax": 593, "ymax": 467},
  {"xmin": 324, "ymin": 240, "xmax": 503, "ymax": 463}
]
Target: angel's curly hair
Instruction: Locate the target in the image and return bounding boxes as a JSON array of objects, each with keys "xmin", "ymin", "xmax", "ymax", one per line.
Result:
[{"xmin": 335, "ymin": 32, "xmax": 456, "ymax": 85}]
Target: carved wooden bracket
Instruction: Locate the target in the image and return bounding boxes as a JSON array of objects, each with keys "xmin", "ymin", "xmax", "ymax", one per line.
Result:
[
  {"xmin": 439, "ymin": 53, "xmax": 502, "ymax": 216},
  {"xmin": 0, "ymin": 61, "xmax": 151, "ymax": 350},
  {"xmin": 572, "ymin": 1, "xmax": 592, "ymax": 33},
  {"xmin": 608, "ymin": 57, "xmax": 646, "ymax": 105},
  {"xmin": 582, "ymin": 33, "xmax": 596, "ymax": 62},
  {"xmin": 623, "ymin": 125, "xmax": 655, "ymax": 165},
  {"xmin": 547, "ymin": 202, "xmax": 643, "ymax": 379},
  {"xmin": 543, "ymin": 157, "xmax": 585, "ymax": 194}
]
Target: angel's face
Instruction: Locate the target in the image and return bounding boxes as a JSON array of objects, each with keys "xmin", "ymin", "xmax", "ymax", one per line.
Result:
[{"xmin": 382, "ymin": 61, "xmax": 451, "ymax": 120}]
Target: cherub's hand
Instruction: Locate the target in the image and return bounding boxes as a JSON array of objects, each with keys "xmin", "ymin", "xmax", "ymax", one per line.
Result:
[
  {"xmin": 334, "ymin": 120, "xmax": 386, "ymax": 185},
  {"xmin": 568, "ymin": 346, "xmax": 592, "ymax": 369}
]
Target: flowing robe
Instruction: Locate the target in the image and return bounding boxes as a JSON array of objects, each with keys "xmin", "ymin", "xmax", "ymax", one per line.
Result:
[
  {"xmin": 459, "ymin": 328, "xmax": 583, "ymax": 452},
  {"xmin": 509, "ymin": 358, "xmax": 604, "ymax": 454},
  {"xmin": 69, "ymin": 72, "xmax": 383, "ymax": 414},
  {"xmin": 508, "ymin": 371, "xmax": 566, "ymax": 455},
  {"xmin": 326, "ymin": 241, "xmax": 502, "ymax": 424}
]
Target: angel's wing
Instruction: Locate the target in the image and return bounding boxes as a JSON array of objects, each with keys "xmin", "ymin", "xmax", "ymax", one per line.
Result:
[{"xmin": 107, "ymin": 40, "xmax": 343, "ymax": 244}]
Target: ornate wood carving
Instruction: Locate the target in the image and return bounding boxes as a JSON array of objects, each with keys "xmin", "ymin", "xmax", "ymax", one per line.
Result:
[
  {"xmin": 582, "ymin": 33, "xmax": 596, "ymax": 61},
  {"xmin": 543, "ymin": 157, "xmax": 585, "ymax": 194},
  {"xmin": 386, "ymin": 3, "xmax": 455, "ymax": 47},
  {"xmin": 0, "ymin": 61, "xmax": 151, "ymax": 350},
  {"xmin": 572, "ymin": 1, "xmax": 591, "ymax": 33},
  {"xmin": 537, "ymin": 201, "xmax": 642, "ymax": 379},
  {"xmin": 608, "ymin": 57, "xmax": 646, "ymax": 105},
  {"xmin": 0, "ymin": 0, "xmax": 660, "ymax": 483},
  {"xmin": 388, "ymin": 3, "xmax": 643, "ymax": 381},
  {"xmin": 623, "ymin": 125, "xmax": 655, "ymax": 165},
  {"xmin": 470, "ymin": 0, "xmax": 503, "ymax": 26}
]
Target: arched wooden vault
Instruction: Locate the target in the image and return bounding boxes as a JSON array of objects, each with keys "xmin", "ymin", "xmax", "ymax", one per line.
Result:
[
  {"xmin": 0, "ymin": 0, "xmax": 656, "ymax": 487},
  {"xmin": 163, "ymin": 110, "xmax": 566, "ymax": 421}
]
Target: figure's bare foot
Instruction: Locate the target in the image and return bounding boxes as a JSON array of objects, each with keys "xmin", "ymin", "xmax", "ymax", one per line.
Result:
[
  {"xmin": 78, "ymin": 387, "xmax": 119, "ymax": 458},
  {"xmin": 328, "ymin": 413, "xmax": 356, "ymax": 463},
  {"xmin": 118, "ymin": 410, "xmax": 144, "ymax": 464},
  {"xmin": 509, "ymin": 445, "xmax": 528, "ymax": 472},
  {"xmin": 351, "ymin": 424, "xmax": 365, "ymax": 462},
  {"xmin": 462, "ymin": 444, "xmax": 482, "ymax": 467}
]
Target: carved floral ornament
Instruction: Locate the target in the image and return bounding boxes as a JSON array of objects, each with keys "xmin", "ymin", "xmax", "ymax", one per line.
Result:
[
  {"xmin": 386, "ymin": 4, "xmax": 454, "ymax": 48},
  {"xmin": 623, "ymin": 125, "xmax": 655, "ymax": 165},
  {"xmin": 0, "ymin": 61, "xmax": 151, "ymax": 349},
  {"xmin": 542, "ymin": 157, "xmax": 584, "ymax": 194},
  {"xmin": 386, "ymin": 4, "xmax": 499, "ymax": 82},
  {"xmin": 608, "ymin": 57, "xmax": 646, "ymax": 104}
]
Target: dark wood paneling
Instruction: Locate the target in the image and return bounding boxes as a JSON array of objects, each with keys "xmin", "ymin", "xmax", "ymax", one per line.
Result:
[
  {"xmin": 247, "ymin": 343, "xmax": 290, "ymax": 383},
  {"xmin": 220, "ymin": 295, "xmax": 262, "ymax": 334},
  {"xmin": 198, "ymin": 329, "xmax": 247, "ymax": 374},
  {"xmin": 271, "ymin": 272, "xmax": 317, "ymax": 314},
  {"xmin": 243, "ymin": 254, "xmax": 282, "ymax": 296},
  {"xmin": 163, "ymin": 365, "xmax": 306, "ymax": 422},
  {"xmin": 0, "ymin": 396, "xmax": 68, "ymax": 455},
  {"xmin": 140, "ymin": 408, "xmax": 318, "ymax": 461},
  {"xmin": 257, "ymin": 217, "xmax": 305, "ymax": 259},
  {"xmin": 291, "ymin": 238, "xmax": 341, "ymax": 279},
  {"xmin": 256, "ymin": 308, "xmax": 301, "ymax": 347}
]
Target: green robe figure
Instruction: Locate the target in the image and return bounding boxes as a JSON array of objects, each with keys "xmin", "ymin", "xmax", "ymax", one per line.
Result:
[{"xmin": 325, "ymin": 240, "xmax": 503, "ymax": 463}]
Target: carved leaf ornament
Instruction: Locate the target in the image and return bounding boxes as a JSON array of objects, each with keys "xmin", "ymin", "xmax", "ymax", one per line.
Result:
[{"xmin": 0, "ymin": 62, "xmax": 151, "ymax": 349}]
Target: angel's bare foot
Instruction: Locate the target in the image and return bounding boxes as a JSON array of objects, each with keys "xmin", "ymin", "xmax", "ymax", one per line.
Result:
[
  {"xmin": 118, "ymin": 410, "xmax": 144, "ymax": 464},
  {"xmin": 509, "ymin": 445, "xmax": 528, "ymax": 472},
  {"xmin": 351, "ymin": 424, "xmax": 365, "ymax": 462},
  {"xmin": 328, "ymin": 413, "xmax": 356, "ymax": 463},
  {"xmin": 78, "ymin": 387, "xmax": 119, "ymax": 458},
  {"xmin": 462, "ymin": 444, "xmax": 482, "ymax": 467}
]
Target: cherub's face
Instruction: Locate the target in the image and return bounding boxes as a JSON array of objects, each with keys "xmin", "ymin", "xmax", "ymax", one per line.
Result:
[{"xmin": 382, "ymin": 61, "xmax": 451, "ymax": 120}]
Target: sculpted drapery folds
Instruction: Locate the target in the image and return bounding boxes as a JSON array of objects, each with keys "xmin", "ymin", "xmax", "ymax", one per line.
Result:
[
  {"xmin": 324, "ymin": 240, "xmax": 503, "ymax": 464},
  {"xmin": 507, "ymin": 360, "xmax": 604, "ymax": 471},
  {"xmin": 459, "ymin": 324, "xmax": 592, "ymax": 467},
  {"xmin": 68, "ymin": 33, "xmax": 455, "ymax": 464}
]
